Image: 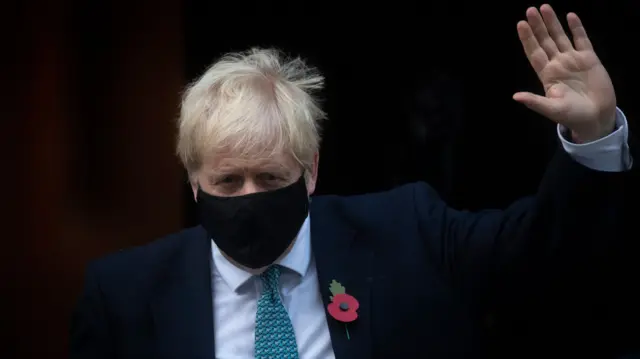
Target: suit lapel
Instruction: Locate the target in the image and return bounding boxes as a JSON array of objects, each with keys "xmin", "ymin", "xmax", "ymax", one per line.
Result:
[
  {"xmin": 311, "ymin": 200, "xmax": 374, "ymax": 359},
  {"xmin": 150, "ymin": 227, "xmax": 215, "ymax": 359}
]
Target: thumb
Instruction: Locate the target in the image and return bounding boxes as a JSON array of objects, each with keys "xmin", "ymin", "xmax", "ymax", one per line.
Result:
[{"xmin": 513, "ymin": 92, "xmax": 562, "ymax": 121}]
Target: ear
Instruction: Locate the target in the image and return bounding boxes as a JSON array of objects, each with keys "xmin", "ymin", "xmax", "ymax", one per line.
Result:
[{"xmin": 306, "ymin": 152, "xmax": 319, "ymax": 196}]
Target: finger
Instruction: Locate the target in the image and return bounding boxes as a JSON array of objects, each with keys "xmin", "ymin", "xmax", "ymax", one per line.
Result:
[
  {"xmin": 526, "ymin": 6, "xmax": 559, "ymax": 57},
  {"xmin": 567, "ymin": 12, "xmax": 593, "ymax": 51},
  {"xmin": 517, "ymin": 21, "xmax": 549, "ymax": 74},
  {"xmin": 513, "ymin": 92, "xmax": 564, "ymax": 120},
  {"xmin": 539, "ymin": 4, "xmax": 574, "ymax": 52}
]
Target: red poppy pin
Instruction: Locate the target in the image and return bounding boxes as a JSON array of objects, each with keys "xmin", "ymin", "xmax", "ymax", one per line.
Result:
[{"xmin": 327, "ymin": 279, "xmax": 359, "ymax": 340}]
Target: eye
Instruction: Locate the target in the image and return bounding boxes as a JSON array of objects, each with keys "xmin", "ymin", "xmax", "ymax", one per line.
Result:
[
  {"xmin": 219, "ymin": 176, "xmax": 235, "ymax": 184},
  {"xmin": 258, "ymin": 173, "xmax": 283, "ymax": 182},
  {"xmin": 210, "ymin": 175, "xmax": 241, "ymax": 186}
]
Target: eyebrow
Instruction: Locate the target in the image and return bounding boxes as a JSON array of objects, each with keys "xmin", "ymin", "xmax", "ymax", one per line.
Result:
[{"xmin": 207, "ymin": 164, "xmax": 291, "ymax": 176}]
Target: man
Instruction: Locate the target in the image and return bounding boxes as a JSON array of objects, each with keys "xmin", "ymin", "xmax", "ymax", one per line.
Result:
[{"xmin": 70, "ymin": 5, "xmax": 637, "ymax": 359}]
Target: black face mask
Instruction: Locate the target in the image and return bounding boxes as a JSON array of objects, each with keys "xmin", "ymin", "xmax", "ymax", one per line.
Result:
[{"xmin": 196, "ymin": 176, "xmax": 309, "ymax": 269}]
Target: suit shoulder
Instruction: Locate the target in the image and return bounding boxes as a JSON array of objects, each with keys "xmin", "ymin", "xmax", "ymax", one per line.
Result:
[
  {"xmin": 312, "ymin": 182, "xmax": 441, "ymax": 222},
  {"xmin": 314, "ymin": 181, "xmax": 439, "ymax": 208},
  {"xmin": 87, "ymin": 226, "xmax": 206, "ymax": 279}
]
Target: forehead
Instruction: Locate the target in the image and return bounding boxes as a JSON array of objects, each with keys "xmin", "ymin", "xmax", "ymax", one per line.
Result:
[{"xmin": 201, "ymin": 150, "xmax": 299, "ymax": 174}]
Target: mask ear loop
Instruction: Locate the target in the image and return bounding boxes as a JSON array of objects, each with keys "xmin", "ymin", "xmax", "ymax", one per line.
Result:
[
  {"xmin": 300, "ymin": 170, "xmax": 312, "ymax": 203},
  {"xmin": 194, "ymin": 180, "xmax": 211, "ymax": 202}
]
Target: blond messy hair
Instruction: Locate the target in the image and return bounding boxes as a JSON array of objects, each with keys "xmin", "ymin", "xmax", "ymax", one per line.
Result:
[{"xmin": 176, "ymin": 48, "xmax": 326, "ymax": 177}]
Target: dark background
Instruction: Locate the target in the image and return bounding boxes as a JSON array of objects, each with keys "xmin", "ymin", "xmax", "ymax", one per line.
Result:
[{"xmin": 4, "ymin": 0, "xmax": 639, "ymax": 358}]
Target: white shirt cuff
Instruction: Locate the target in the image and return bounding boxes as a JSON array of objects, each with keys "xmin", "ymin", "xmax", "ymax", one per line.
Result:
[{"xmin": 558, "ymin": 107, "xmax": 633, "ymax": 172}]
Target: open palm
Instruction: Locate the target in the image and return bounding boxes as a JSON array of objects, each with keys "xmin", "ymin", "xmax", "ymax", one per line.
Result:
[{"xmin": 513, "ymin": 4, "xmax": 616, "ymax": 142}]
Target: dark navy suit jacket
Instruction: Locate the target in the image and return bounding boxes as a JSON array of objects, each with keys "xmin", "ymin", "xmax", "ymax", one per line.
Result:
[{"xmin": 70, "ymin": 148, "xmax": 638, "ymax": 359}]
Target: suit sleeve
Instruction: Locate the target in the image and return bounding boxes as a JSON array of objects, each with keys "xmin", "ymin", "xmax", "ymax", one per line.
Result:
[
  {"xmin": 412, "ymin": 129, "xmax": 638, "ymax": 295},
  {"xmin": 69, "ymin": 263, "xmax": 114, "ymax": 359}
]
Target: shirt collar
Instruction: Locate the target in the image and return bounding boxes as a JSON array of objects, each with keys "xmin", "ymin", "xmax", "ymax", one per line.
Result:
[{"xmin": 211, "ymin": 216, "xmax": 312, "ymax": 293}]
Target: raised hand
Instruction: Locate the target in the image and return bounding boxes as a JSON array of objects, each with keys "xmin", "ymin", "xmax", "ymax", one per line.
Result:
[{"xmin": 514, "ymin": 4, "xmax": 617, "ymax": 143}]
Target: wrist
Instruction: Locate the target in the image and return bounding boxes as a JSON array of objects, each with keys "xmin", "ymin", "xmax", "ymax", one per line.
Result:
[{"xmin": 570, "ymin": 112, "xmax": 617, "ymax": 144}]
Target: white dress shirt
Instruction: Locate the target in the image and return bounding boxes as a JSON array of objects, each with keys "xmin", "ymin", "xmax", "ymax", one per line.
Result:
[
  {"xmin": 212, "ymin": 216, "xmax": 335, "ymax": 359},
  {"xmin": 211, "ymin": 108, "xmax": 632, "ymax": 359},
  {"xmin": 558, "ymin": 108, "xmax": 632, "ymax": 171}
]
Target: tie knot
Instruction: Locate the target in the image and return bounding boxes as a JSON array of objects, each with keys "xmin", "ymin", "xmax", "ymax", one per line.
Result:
[{"xmin": 259, "ymin": 265, "xmax": 281, "ymax": 295}]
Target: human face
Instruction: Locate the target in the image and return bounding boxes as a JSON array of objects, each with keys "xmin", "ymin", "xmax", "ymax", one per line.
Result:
[
  {"xmin": 191, "ymin": 150, "xmax": 318, "ymax": 198},
  {"xmin": 191, "ymin": 150, "xmax": 318, "ymax": 274}
]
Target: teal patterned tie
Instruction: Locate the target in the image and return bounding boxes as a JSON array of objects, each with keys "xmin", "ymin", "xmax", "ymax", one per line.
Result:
[{"xmin": 254, "ymin": 265, "xmax": 299, "ymax": 359}]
